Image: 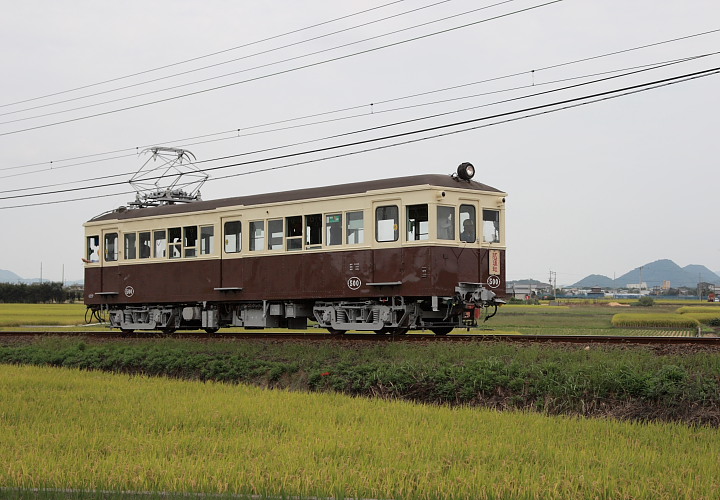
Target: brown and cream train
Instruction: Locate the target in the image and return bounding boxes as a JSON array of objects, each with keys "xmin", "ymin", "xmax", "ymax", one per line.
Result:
[{"xmin": 84, "ymin": 165, "xmax": 507, "ymax": 334}]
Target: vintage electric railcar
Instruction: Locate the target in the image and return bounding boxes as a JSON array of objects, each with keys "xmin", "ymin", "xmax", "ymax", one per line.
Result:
[{"xmin": 84, "ymin": 165, "xmax": 507, "ymax": 334}]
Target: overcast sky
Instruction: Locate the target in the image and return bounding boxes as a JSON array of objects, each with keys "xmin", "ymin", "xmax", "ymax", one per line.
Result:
[{"xmin": 1, "ymin": 0, "xmax": 718, "ymax": 285}]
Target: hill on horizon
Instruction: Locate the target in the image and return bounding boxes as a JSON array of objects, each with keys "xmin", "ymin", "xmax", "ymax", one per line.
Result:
[{"xmin": 572, "ymin": 259, "xmax": 720, "ymax": 289}]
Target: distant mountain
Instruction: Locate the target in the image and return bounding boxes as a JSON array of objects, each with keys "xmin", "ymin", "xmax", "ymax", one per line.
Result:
[
  {"xmin": 572, "ymin": 274, "xmax": 616, "ymax": 288},
  {"xmin": 571, "ymin": 260, "xmax": 720, "ymax": 289},
  {"xmin": 0, "ymin": 269, "xmax": 23, "ymax": 283},
  {"xmin": 508, "ymin": 279, "xmax": 549, "ymax": 286}
]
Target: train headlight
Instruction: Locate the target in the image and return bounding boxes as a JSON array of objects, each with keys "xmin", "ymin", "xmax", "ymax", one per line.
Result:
[{"xmin": 457, "ymin": 162, "xmax": 475, "ymax": 181}]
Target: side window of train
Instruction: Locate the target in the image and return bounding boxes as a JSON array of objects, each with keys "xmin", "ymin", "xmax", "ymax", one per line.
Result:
[
  {"xmin": 459, "ymin": 205, "xmax": 476, "ymax": 243},
  {"xmin": 483, "ymin": 209, "xmax": 501, "ymax": 243},
  {"xmin": 139, "ymin": 232, "xmax": 151, "ymax": 259},
  {"xmin": 86, "ymin": 236, "xmax": 100, "ymax": 262},
  {"xmin": 154, "ymin": 230, "xmax": 167, "ymax": 258},
  {"xmin": 268, "ymin": 219, "xmax": 283, "ymax": 250},
  {"xmin": 169, "ymin": 227, "xmax": 182, "ymax": 259},
  {"xmin": 346, "ymin": 211, "xmax": 364, "ymax": 244},
  {"xmin": 200, "ymin": 225, "xmax": 214, "ymax": 255},
  {"xmin": 305, "ymin": 214, "xmax": 322, "ymax": 248},
  {"xmin": 104, "ymin": 233, "xmax": 118, "ymax": 262},
  {"xmin": 326, "ymin": 213, "xmax": 342, "ymax": 246},
  {"xmin": 376, "ymin": 205, "xmax": 399, "ymax": 242},
  {"xmin": 286, "ymin": 216, "xmax": 302, "ymax": 251},
  {"xmin": 184, "ymin": 226, "xmax": 198, "ymax": 258},
  {"xmin": 124, "ymin": 232, "xmax": 137, "ymax": 260},
  {"xmin": 249, "ymin": 221, "xmax": 265, "ymax": 251},
  {"xmin": 437, "ymin": 206, "xmax": 455, "ymax": 240},
  {"xmin": 224, "ymin": 221, "xmax": 241, "ymax": 253},
  {"xmin": 406, "ymin": 204, "xmax": 428, "ymax": 241}
]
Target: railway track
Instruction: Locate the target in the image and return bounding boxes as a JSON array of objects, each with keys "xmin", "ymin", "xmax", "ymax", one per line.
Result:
[{"xmin": 1, "ymin": 330, "xmax": 719, "ymax": 346}]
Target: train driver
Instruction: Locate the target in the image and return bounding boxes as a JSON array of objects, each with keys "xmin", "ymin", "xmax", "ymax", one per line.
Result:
[{"xmin": 460, "ymin": 218, "xmax": 476, "ymax": 243}]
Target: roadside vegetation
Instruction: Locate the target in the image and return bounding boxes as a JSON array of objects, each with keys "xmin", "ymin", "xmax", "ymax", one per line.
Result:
[
  {"xmin": 2, "ymin": 364, "xmax": 719, "ymax": 500},
  {"xmin": 1, "ymin": 336, "xmax": 719, "ymax": 426}
]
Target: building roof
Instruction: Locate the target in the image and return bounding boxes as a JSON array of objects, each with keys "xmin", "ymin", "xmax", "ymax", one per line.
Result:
[{"xmin": 88, "ymin": 173, "xmax": 505, "ymax": 222}]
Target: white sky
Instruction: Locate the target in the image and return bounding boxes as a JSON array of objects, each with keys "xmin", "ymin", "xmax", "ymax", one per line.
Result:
[{"xmin": 0, "ymin": 0, "xmax": 718, "ymax": 285}]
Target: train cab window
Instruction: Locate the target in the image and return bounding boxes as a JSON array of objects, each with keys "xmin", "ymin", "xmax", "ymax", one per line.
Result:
[
  {"xmin": 154, "ymin": 230, "xmax": 167, "ymax": 258},
  {"xmin": 483, "ymin": 209, "xmax": 501, "ymax": 243},
  {"xmin": 250, "ymin": 221, "xmax": 265, "ymax": 251},
  {"xmin": 305, "ymin": 214, "xmax": 322, "ymax": 248},
  {"xmin": 376, "ymin": 205, "xmax": 399, "ymax": 242},
  {"xmin": 286, "ymin": 216, "xmax": 302, "ymax": 251},
  {"xmin": 124, "ymin": 233, "xmax": 137, "ymax": 260},
  {"xmin": 169, "ymin": 227, "xmax": 182, "ymax": 259},
  {"xmin": 139, "ymin": 232, "xmax": 151, "ymax": 259},
  {"xmin": 86, "ymin": 236, "xmax": 100, "ymax": 263},
  {"xmin": 223, "ymin": 221, "xmax": 241, "ymax": 253},
  {"xmin": 326, "ymin": 213, "xmax": 342, "ymax": 246},
  {"xmin": 184, "ymin": 226, "xmax": 198, "ymax": 258},
  {"xmin": 459, "ymin": 205, "xmax": 476, "ymax": 243},
  {"xmin": 437, "ymin": 206, "xmax": 455, "ymax": 240},
  {"xmin": 104, "ymin": 233, "xmax": 118, "ymax": 262},
  {"xmin": 406, "ymin": 204, "xmax": 429, "ymax": 241},
  {"xmin": 200, "ymin": 225, "xmax": 214, "ymax": 255},
  {"xmin": 268, "ymin": 219, "xmax": 283, "ymax": 250},
  {"xmin": 346, "ymin": 211, "xmax": 364, "ymax": 244}
]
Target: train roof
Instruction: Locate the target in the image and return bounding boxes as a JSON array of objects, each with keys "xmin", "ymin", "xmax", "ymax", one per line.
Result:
[{"xmin": 88, "ymin": 173, "xmax": 505, "ymax": 222}]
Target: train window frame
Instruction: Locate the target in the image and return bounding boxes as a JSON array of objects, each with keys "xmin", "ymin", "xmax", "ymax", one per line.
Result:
[
  {"xmin": 325, "ymin": 213, "xmax": 342, "ymax": 246},
  {"xmin": 346, "ymin": 211, "xmax": 364, "ymax": 245},
  {"xmin": 437, "ymin": 206, "xmax": 455, "ymax": 241},
  {"xmin": 406, "ymin": 204, "xmax": 429, "ymax": 241},
  {"xmin": 139, "ymin": 231, "xmax": 151, "ymax": 259},
  {"xmin": 200, "ymin": 225, "xmax": 214, "ymax": 255},
  {"xmin": 154, "ymin": 230, "xmax": 167, "ymax": 258},
  {"xmin": 267, "ymin": 219, "xmax": 283, "ymax": 251},
  {"xmin": 86, "ymin": 236, "xmax": 100, "ymax": 263},
  {"xmin": 482, "ymin": 209, "xmax": 501, "ymax": 243},
  {"xmin": 104, "ymin": 232, "xmax": 118, "ymax": 262},
  {"xmin": 183, "ymin": 226, "xmax": 198, "ymax": 258},
  {"xmin": 168, "ymin": 227, "xmax": 182, "ymax": 259},
  {"xmin": 459, "ymin": 204, "xmax": 476, "ymax": 243},
  {"xmin": 249, "ymin": 221, "xmax": 265, "ymax": 252},
  {"xmin": 123, "ymin": 232, "xmax": 137, "ymax": 260},
  {"xmin": 305, "ymin": 214, "xmax": 322, "ymax": 249},
  {"xmin": 375, "ymin": 205, "xmax": 399, "ymax": 243},
  {"xmin": 223, "ymin": 221, "xmax": 242, "ymax": 254},
  {"xmin": 285, "ymin": 216, "xmax": 302, "ymax": 251}
]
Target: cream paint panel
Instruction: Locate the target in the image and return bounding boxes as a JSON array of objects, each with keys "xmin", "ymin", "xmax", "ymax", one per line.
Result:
[{"xmin": 83, "ymin": 183, "xmax": 507, "ymax": 268}]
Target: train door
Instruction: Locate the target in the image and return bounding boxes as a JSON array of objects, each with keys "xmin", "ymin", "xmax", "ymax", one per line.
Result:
[
  {"xmin": 100, "ymin": 227, "xmax": 120, "ymax": 293},
  {"xmin": 371, "ymin": 200, "xmax": 403, "ymax": 285},
  {"xmin": 220, "ymin": 216, "xmax": 243, "ymax": 289}
]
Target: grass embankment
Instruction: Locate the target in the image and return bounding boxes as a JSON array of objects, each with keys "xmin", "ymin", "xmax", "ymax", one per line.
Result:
[
  {"xmin": 2, "ymin": 364, "xmax": 720, "ymax": 500},
  {"xmin": 0, "ymin": 303, "xmax": 89, "ymax": 328},
  {"xmin": 1, "ymin": 337, "xmax": 719, "ymax": 426}
]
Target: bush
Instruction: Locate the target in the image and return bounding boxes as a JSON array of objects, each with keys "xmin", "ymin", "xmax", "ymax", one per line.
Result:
[{"xmin": 637, "ymin": 296, "xmax": 654, "ymax": 307}]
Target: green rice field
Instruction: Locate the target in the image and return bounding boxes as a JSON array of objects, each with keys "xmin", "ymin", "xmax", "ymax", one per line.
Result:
[{"xmin": 2, "ymin": 364, "xmax": 719, "ymax": 500}]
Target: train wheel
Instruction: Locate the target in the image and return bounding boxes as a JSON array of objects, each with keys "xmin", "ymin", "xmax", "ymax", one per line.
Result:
[
  {"xmin": 161, "ymin": 328, "xmax": 177, "ymax": 334},
  {"xmin": 326, "ymin": 328, "xmax": 344, "ymax": 335},
  {"xmin": 430, "ymin": 327, "xmax": 453, "ymax": 336},
  {"xmin": 204, "ymin": 328, "xmax": 219, "ymax": 334},
  {"xmin": 120, "ymin": 329, "xmax": 134, "ymax": 335},
  {"xmin": 393, "ymin": 327, "xmax": 409, "ymax": 335}
]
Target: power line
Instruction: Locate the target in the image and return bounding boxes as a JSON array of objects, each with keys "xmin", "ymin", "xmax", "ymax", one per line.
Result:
[
  {"xmin": 2, "ymin": 65, "xmax": 717, "ymax": 208},
  {"xmin": 0, "ymin": 0, "xmax": 410, "ymax": 109},
  {"xmin": 1, "ymin": 54, "xmax": 709, "ymax": 194},
  {"xmin": 0, "ymin": 0, "xmax": 464, "ymax": 118},
  {"xmin": 0, "ymin": 0, "xmax": 564, "ymax": 137},
  {"xmin": 3, "ymin": 25, "xmax": 716, "ymax": 175}
]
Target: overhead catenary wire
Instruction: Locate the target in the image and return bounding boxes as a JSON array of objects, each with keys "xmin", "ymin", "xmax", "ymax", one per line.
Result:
[
  {"xmin": 2, "ymin": 25, "xmax": 718, "ymax": 175},
  {"xmin": 0, "ymin": 53, "xmax": 712, "ymax": 194},
  {"xmin": 0, "ymin": 0, "xmax": 411, "ymax": 109},
  {"xmin": 1, "ymin": 65, "xmax": 717, "ymax": 209},
  {"xmin": 0, "ymin": 0, "xmax": 564, "ymax": 137}
]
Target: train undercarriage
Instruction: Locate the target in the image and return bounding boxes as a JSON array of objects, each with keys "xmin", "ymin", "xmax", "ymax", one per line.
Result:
[{"xmin": 98, "ymin": 283, "xmax": 504, "ymax": 335}]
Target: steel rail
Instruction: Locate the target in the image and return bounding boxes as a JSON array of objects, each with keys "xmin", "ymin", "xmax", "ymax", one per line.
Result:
[{"xmin": 1, "ymin": 330, "xmax": 718, "ymax": 346}]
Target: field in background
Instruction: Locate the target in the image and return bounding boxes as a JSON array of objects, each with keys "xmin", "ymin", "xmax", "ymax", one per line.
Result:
[
  {"xmin": 2, "ymin": 364, "xmax": 719, "ymax": 500},
  {"xmin": 1, "ymin": 302, "xmax": 717, "ymax": 335}
]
